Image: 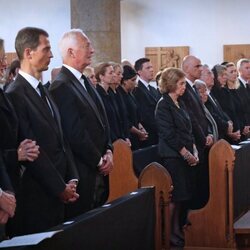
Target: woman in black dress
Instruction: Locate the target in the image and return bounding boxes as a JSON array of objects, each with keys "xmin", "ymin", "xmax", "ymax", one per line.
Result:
[
  {"xmin": 117, "ymin": 65, "xmax": 148, "ymax": 150},
  {"xmin": 155, "ymin": 67, "xmax": 199, "ymax": 247},
  {"xmin": 211, "ymin": 64, "xmax": 241, "ymax": 142}
]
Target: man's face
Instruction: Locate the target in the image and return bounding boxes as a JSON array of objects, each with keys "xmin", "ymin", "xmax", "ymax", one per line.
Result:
[
  {"xmin": 201, "ymin": 67, "xmax": 214, "ymax": 90},
  {"xmin": 74, "ymin": 35, "xmax": 94, "ymax": 71},
  {"xmin": 188, "ymin": 58, "xmax": 202, "ymax": 80},
  {"xmin": 30, "ymin": 35, "xmax": 53, "ymax": 72},
  {"xmin": 138, "ymin": 61, "xmax": 154, "ymax": 82},
  {"xmin": 239, "ymin": 62, "xmax": 250, "ymax": 81}
]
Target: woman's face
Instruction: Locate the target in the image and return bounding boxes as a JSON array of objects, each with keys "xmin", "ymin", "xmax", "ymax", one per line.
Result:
[
  {"xmin": 101, "ymin": 66, "xmax": 114, "ymax": 85},
  {"xmin": 226, "ymin": 65, "xmax": 237, "ymax": 82},
  {"xmin": 217, "ymin": 70, "xmax": 227, "ymax": 87},
  {"xmin": 113, "ymin": 66, "xmax": 123, "ymax": 86},
  {"xmin": 124, "ymin": 76, "xmax": 137, "ymax": 91},
  {"xmin": 174, "ymin": 77, "xmax": 186, "ymax": 97},
  {"xmin": 197, "ymin": 85, "xmax": 208, "ymax": 103}
]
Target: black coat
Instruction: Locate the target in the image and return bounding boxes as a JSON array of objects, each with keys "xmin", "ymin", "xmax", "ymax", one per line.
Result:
[
  {"xmin": 179, "ymin": 82, "xmax": 208, "ymax": 162},
  {"xmin": 155, "ymin": 93, "xmax": 194, "ymax": 158},
  {"xmin": 205, "ymin": 93, "xmax": 230, "ymax": 139},
  {"xmin": 133, "ymin": 81, "xmax": 160, "ymax": 147},
  {"xmin": 117, "ymin": 86, "xmax": 141, "ymax": 150},
  {"xmin": 50, "ymin": 66, "xmax": 112, "ymax": 217},
  {"xmin": 0, "ymin": 89, "xmax": 18, "ymax": 192},
  {"xmin": 6, "ymin": 74, "xmax": 78, "ymax": 234}
]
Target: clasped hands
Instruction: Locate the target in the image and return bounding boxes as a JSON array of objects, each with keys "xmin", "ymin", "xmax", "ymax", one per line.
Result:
[
  {"xmin": 0, "ymin": 191, "xmax": 16, "ymax": 224},
  {"xmin": 99, "ymin": 150, "xmax": 113, "ymax": 176},
  {"xmin": 17, "ymin": 139, "xmax": 40, "ymax": 162},
  {"xmin": 59, "ymin": 181, "xmax": 79, "ymax": 203}
]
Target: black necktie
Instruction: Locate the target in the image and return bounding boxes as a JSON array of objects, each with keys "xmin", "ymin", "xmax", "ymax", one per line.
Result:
[{"xmin": 38, "ymin": 82, "xmax": 52, "ymax": 113}]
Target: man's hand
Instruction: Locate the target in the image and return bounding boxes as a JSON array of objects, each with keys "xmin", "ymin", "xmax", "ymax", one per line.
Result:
[
  {"xmin": 18, "ymin": 139, "xmax": 40, "ymax": 162},
  {"xmin": 205, "ymin": 135, "xmax": 213, "ymax": 147},
  {"xmin": 99, "ymin": 150, "xmax": 113, "ymax": 176},
  {"xmin": 0, "ymin": 210, "xmax": 9, "ymax": 224},
  {"xmin": 0, "ymin": 192, "xmax": 16, "ymax": 217},
  {"xmin": 59, "ymin": 183, "xmax": 79, "ymax": 203}
]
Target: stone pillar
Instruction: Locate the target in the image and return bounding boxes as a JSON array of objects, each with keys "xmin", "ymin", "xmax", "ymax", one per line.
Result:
[{"xmin": 71, "ymin": 0, "xmax": 121, "ymax": 64}]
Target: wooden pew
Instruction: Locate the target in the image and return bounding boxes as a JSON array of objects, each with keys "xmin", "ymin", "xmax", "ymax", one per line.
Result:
[
  {"xmin": 108, "ymin": 139, "xmax": 173, "ymax": 250},
  {"xmin": 107, "ymin": 139, "xmax": 138, "ymax": 202},
  {"xmin": 184, "ymin": 139, "xmax": 250, "ymax": 249}
]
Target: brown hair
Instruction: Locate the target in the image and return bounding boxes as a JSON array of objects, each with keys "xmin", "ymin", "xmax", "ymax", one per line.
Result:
[{"xmin": 94, "ymin": 62, "xmax": 112, "ymax": 82}]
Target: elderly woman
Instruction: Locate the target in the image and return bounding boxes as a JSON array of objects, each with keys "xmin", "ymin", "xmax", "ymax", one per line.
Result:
[{"xmin": 155, "ymin": 67, "xmax": 199, "ymax": 247}]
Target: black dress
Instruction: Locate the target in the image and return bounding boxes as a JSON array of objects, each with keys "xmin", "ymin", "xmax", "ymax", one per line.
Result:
[{"xmin": 155, "ymin": 93, "xmax": 195, "ymax": 202}]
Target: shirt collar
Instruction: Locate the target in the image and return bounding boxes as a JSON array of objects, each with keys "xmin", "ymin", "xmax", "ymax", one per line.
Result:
[
  {"xmin": 18, "ymin": 70, "xmax": 40, "ymax": 89},
  {"xmin": 138, "ymin": 77, "xmax": 150, "ymax": 89},
  {"xmin": 239, "ymin": 76, "xmax": 248, "ymax": 87},
  {"xmin": 63, "ymin": 64, "xmax": 82, "ymax": 82},
  {"xmin": 185, "ymin": 77, "xmax": 194, "ymax": 87}
]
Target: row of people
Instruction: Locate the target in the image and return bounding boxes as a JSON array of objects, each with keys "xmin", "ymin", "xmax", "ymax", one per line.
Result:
[
  {"xmin": 0, "ymin": 28, "xmax": 114, "ymax": 239},
  {"xmin": 155, "ymin": 56, "xmax": 250, "ymax": 247}
]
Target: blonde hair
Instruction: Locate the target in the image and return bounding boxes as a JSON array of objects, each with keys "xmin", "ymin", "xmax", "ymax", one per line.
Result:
[{"xmin": 159, "ymin": 67, "xmax": 185, "ymax": 94}]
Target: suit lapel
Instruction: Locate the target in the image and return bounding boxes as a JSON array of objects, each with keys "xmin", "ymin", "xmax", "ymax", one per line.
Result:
[
  {"xmin": 61, "ymin": 67, "xmax": 105, "ymax": 129},
  {"xmin": 186, "ymin": 83, "xmax": 205, "ymax": 114},
  {"xmin": 138, "ymin": 81, "xmax": 158, "ymax": 103},
  {"xmin": 17, "ymin": 75, "xmax": 61, "ymax": 137}
]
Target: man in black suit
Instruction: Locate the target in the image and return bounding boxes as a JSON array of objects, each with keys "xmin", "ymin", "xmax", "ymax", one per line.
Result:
[
  {"xmin": 133, "ymin": 58, "xmax": 160, "ymax": 148},
  {"xmin": 0, "ymin": 38, "xmax": 40, "ymax": 238},
  {"xmin": 6, "ymin": 27, "xmax": 79, "ymax": 234},
  {"xmin": 236, "ymin": 58, "xmax": 250, "ymax": 127},
  {"xmin": 200, "ymin": 65, "xmax": 234, "ymax": 140},
  {"xmin": 50, "ymin": 29, "xmax": 113, "ymax": 219},
  {"xmin": 180, "ymin": 55, "xmax": 213, "ymax": 209}
]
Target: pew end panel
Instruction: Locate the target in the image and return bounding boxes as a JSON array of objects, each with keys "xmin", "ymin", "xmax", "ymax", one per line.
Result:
[
  {"xmin": 139, "ymin": 162, "xmax": 173, "ymax": 250},
  {"xmin": 107, "ymin": 139, "xmax": 138, "ymax": 202},
  {"xmin": 184, "ymin": 139, "xmax": 236, "ymax": 249}
]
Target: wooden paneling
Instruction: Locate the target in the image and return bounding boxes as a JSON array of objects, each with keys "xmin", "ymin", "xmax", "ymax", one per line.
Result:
[
  {"xmin": 145, "ymin": 46, "xmax": 189, "ymax": 77},
  {"xmin": 5, "ymin": 52, "xmax": 17, "ymax": 66},
  {"xmin": 224, "ymin": 44, "xmax": 250, "ymax": 64}
]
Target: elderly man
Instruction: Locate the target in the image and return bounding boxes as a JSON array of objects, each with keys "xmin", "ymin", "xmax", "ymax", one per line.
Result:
[
  {"xmin": 50, "ymin": 29, "xmax": 113, "ymax": 219},
  {"xmin": 180, "ymin": 55, "xmax": 213, "ymax": 210}
]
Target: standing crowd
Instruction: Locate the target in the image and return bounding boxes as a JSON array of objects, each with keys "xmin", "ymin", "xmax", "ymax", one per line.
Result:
[{"xmin": 0, "ymin": 27, "xmax": 250, "ymax": 248}]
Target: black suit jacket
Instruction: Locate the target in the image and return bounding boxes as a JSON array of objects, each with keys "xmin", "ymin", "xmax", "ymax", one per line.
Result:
[
  {"xmin": 180, "ymin": 82, "xmax": 208, "ymax": 161},
  {"xmin": 155, "ymin": 93, "xmax": 194, "ymax": 158},
  {"xmin": 133, "ymin": 81, "xmax": 160, "ymax": 147},
  {"xmin": 50, "ymin": 66, "xmax": 112, "ymax": 217},
  {"xmin": 205, "ymin": 94, "xmax": 230, "ymax": 138},
  {"xmin": 6, "ymin": 74, "xmax": 78, "ymax": 234},
  {"xmin": 0, "ymin": 89, "xmax": 18, "ymax": 192},
  {"xmin": 236, "ymin": 80, "xmax": 250, "ymax": 125}
]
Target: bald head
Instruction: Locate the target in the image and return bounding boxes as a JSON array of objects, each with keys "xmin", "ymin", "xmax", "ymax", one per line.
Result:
[{"xmin": 182, "ymin": 55, "xmax": 202, "ymax": 82}]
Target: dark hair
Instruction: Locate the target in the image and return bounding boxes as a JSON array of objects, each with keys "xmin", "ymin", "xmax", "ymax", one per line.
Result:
[
  {"xmin": 134, "ymin": 57, "xmax": 150, "ymax": 72},
  {"xmin": 94, "ymin": 62, "xmax": 112, "ymax": 82},
  {"xmin": 211, "ymin": 64, "xmax": 226, "ymax": 88},
  {"xmin": 15, "ymin": 27, "xmax": 48, "ymax": 61},
  {"xmin": 122, "ymin": 65, "xmax": 137, "ymax": 82},
  {"xmin": 8, "ymin": 59, "xmax": 20, "ymax": 76}
]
